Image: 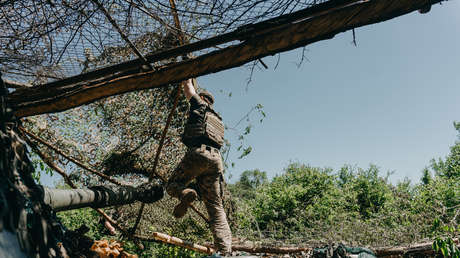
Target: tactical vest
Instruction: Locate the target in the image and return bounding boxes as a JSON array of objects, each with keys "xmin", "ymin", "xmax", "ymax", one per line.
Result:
[{"xmin": 183, "ymin": 105, "xmax": 224, "ymax": 149}]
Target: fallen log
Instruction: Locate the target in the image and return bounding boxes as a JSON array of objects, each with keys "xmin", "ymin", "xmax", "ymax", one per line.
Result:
[
  {"xmin": 138, "ymin": 233, "xmax": 311, "ymax": 255},
  {"xmin": 374, "ymin": 238, "xmax": 459, "ymax": 257},
  {"xmin": 232, "ymin": 244, "xmax": 312, "ymax": 254}
]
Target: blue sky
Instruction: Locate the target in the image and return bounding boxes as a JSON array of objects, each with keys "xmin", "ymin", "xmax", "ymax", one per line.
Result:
[{"xmin": 199, "ymin": 2, "xmax": 460, "ymax": 184}]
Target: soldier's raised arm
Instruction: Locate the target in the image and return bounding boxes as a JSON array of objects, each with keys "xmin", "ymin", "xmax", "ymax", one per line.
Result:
[{"xmin": 181, "ymin": 79, "xmax": 195, "ymax": 100}]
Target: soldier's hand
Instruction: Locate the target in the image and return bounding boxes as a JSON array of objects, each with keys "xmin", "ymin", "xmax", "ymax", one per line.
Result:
[{"xmin": 182, "ymin": 79, "xmax": 196, "ymax": 100}]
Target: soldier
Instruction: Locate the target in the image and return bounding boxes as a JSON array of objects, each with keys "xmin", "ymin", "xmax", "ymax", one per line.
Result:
[{"xmin": 166, "ymin": 79, "xmax": 232, "ymax": 254}]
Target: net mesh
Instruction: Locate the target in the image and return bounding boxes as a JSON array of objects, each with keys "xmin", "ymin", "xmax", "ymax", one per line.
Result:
[
  {"xmin": 1, "ymin": 0, "xmax": 327, "ymax": 84},
  {"xmin": 3, "ymin": 0, "xmax": 328, "ymax": 250}
]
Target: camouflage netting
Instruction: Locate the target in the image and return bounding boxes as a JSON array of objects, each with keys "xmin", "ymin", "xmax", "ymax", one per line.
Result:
[
  {"xmin": 0, "ymin": 0, "xmax": 328, "ymax": 84},
  {"xmin": 19, "ymin": 82, "xmax": 236, "ymax": 244},
  {"xmin": 0, "ymin": 75, "xmax": 97, "ymax": 257},
  {"xmin": 1, "ymin": 0, "xmax": 320, "ymax": 247}
]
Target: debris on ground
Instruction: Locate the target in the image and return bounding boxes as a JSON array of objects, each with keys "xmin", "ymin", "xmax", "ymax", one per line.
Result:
[{"xmin": 90, "ymin": 240, "xmax": 137, "ymax": 258}]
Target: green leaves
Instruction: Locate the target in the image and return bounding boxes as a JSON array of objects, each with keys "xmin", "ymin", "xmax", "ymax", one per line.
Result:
[
  {"xmin": 248, "ymin": 164, "xmax": 334, "ymax": 231},
  {"xmin": 239, "ymin": 169, "xmax": 267, "ymax": 189},
  {"xmin": 31, "ymin": 157, "xmax": 54, "ymax": 184},
  {"xmin": 454, "ymin": 121, "xmax": 460, "ymax": 132},
  {"xmin": 237, "ymin": 146, "xmax": 252, "ymax": 159},
  {"xmin": 431, "ymin": 218, "xmax": 460, "ymax": 258},
  {"xmin": 223, "ymin": 103, "xmax": 267, "ymax": 169},
  {"xmin": 433, "ymin": 237, "xmax": 460, "ymax": 258},
  {"xmin": 430, "ymin": 122, "xmax": 460, "ymax": 179},
  {"xmin": 255, "ymin": 103, "xmax": 266, "ymax": 123}
]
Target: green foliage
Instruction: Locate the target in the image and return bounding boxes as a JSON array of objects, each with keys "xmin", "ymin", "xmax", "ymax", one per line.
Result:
[
  {"xmin": 54, "ymin": 122, "xmax": 460, "ymax": 255},
  {"xmin": 239, "ymin": 169, "xmax": 267, "ymax": 189},
  {"xmin": 121, "ymin": 241, "xmax": 199, "ymax": 258},
  {"xmin": 56, "ymin": 204, "xmax": 206, "ymax": 257},
  {"xmin": 414, "ymin": 176, "xmax": 459, "ymax": 223},
  {"xmin": 432, "ymin": 219, "xmax": 460, "ymax": 258},
  {"xmin": 30, "ymin": 155, "xmax": 54, "ymax": 184},
  {"xmin": 250, "ymin": 164, "xmax": 334, "ymax": 232},
  {"xmin": 57, "ymin": 208, "xmax": 104, "ymax": 240},
  {"xmin": 421, "ymin": 167, "xmax": 432, "ymax": 185},
  {"xmin": 55, "ymin": 120, "xmax": 460, "ymax": 254},
  {"xmin": 246, "ymin": 163, "xmax": 393, "ymax": 236},
  {"xmin": 224, "ymin": 103, "xmax": 266, "ymax": 166},
  {"xmin": 431, "ymin": 122, "xmax": 460, "ymax": 179},
  {"xmin": 229, "ymin": 169, "xmax": 267, "ymax": 200},
  {"xmin": 237, "ymin": 146, "xmax": 252, "ymax": 159},
  {"xmin": 230, "ymin": 156, "xmax": 459, "ymax": 246},
  {"xmin": 349, "ymin": 165, "xmax": 391, "ymax": 218},
  {"xmin": 149, "ymin": 244, "xmax": 199, "ymax": 258},
  {"xmin": 433, "ymin": 237, "xmax": 460, "ymax": 258}
]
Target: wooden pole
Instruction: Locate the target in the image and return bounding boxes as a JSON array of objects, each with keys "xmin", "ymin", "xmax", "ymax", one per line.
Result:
[{"xmin": 135, "ymin": 232, "xmax": 215, "ymax": 255}]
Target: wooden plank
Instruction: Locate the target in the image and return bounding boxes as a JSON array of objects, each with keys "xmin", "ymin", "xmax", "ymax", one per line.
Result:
[{"xmin": 8, "ymin": 0, "xmax": 443, "ymax": 118}]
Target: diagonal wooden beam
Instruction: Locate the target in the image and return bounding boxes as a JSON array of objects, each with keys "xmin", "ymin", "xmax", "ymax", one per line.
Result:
[{"xmin": 8, "ymin": 0, "xmax": 443, "ymax": 118}]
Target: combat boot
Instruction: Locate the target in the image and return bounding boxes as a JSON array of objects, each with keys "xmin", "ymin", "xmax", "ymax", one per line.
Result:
[{"xmin": 173, "ymin": 188, "xmax": 197, "ymax": 218}]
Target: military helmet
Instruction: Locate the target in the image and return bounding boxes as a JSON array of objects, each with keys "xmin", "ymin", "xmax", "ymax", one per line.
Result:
[{"xmin": 199, "ymin": 90, "xmax": 214, "ymax": 105}]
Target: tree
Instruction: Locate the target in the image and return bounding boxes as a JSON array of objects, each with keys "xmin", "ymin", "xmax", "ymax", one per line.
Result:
[
  {"xmin": 229, "ymin": 169, "xmax": 268, "ymax": 199},
  {"xmin": 431, "ymin": 122, "xmax": 460, "ymax": 179},
  {"xmin": 239, "ymin": 169, "xmax": 268, "ymax": 190}
]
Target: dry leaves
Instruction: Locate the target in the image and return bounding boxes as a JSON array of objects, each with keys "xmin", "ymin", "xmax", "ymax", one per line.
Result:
[{"xmin": 90, "ymin": 240, "xmax": 137, "ymax": 258}]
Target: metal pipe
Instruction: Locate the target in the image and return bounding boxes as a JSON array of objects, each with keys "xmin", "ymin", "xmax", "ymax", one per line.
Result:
[{"xmin": 41, "ymin": 182, "xmax": 163, "ymax": 212}]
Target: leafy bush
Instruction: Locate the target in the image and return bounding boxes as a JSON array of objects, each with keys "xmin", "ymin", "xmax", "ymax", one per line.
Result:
[
  {"xmin": 231, "ymin": 160, "xmax": 459, "ymax": 247},
  {"xmin": 250, "ymin": 164, "xmax": 334, "ymax": 232},
  {"xmin": 57, "ymin": 208, "xmax": 105, "ymax": 240},
  {"xmin": 347, "ymin": 165, "xmax": 392, "ymax": 218}
]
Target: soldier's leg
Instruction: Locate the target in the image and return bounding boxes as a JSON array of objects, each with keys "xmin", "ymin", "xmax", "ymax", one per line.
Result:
[
  {"xmin": 166, "ymin": 149, "xmax": 200, "ymax": 198},
  {"xmin": 167, "ymin": 164, "xmax": 198, "ymax": 218},
  {"xmin": 198, "ymin": 172, "xmax": 232, "ymax": 254},
  {"xmin": 167, "ymin": 148, "xmax": 208, "ymax": 218},
  {"xmin": 166, "ymin": 165, "xmax": 190, "ymax": 199}
]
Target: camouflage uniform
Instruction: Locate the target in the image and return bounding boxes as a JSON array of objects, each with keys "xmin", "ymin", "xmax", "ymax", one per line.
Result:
[{"xmin": 167, "ymin": 93, "xmax": 232, "ymax": 254}]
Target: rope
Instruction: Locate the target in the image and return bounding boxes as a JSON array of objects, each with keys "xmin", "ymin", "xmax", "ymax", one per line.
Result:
[{"xmin": 130, "ymin": 84, "xmax": 179, "ymax": 235}]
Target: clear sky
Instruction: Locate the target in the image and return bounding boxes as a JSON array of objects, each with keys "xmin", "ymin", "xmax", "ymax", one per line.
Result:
[{"xmin": 199, "ymin": 2, "xmax": 460, "ymax": 184}]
